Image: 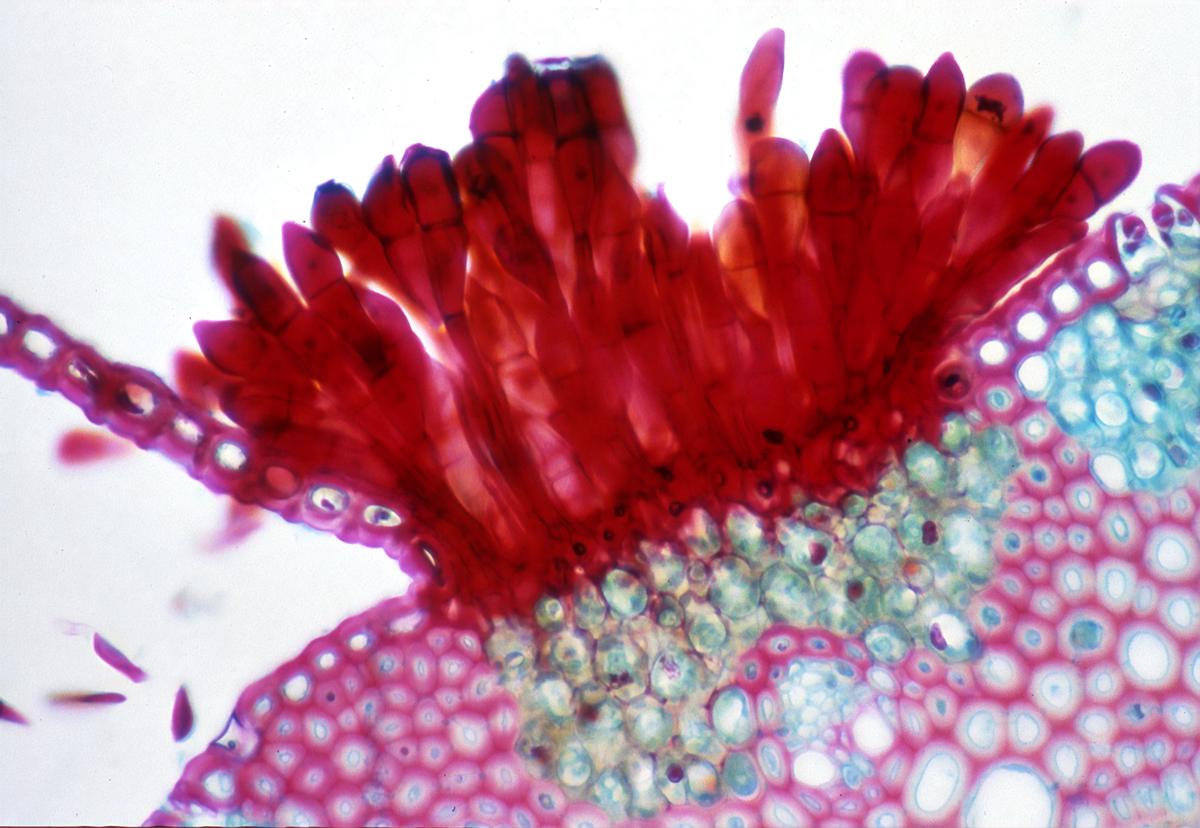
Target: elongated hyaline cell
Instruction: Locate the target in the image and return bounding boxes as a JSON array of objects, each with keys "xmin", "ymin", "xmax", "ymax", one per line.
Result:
[{"xmin": 2, "ymin": 27, "xmax": 1199, "ymax": 828}]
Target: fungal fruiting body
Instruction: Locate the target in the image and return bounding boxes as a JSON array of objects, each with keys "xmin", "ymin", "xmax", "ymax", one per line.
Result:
[{"xmin": 1, "ymin": 29, "xmax": 1199, "ymax": 828}]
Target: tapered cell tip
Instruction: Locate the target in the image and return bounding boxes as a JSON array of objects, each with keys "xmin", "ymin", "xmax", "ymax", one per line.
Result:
[
  {"xmin": 0, "ymin": 699, "xmax": 29, "ymax": 725},
  {"xmin": 92, "ymin": 633, "xmax": 148, "ymax": 683},
  {"xmin": 172, "ymin": 685, "xmax": 195, "ymax": 742}
]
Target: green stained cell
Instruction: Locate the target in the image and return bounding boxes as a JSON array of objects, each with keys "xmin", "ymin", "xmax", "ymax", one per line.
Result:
[
  {"xmin": 578, "ymin": 696, "xmax": 624, "ymax": 739},
  {"xmin": 940, "ymin": 414, "xmax": 973, "ymax": 454},
  {"xmin": 687, "ymin": 560, "xmax": 712, "ymax": 598},
  {"xmin": 641, "ymin": 542, "xmax": 687, "ymax": 593},
  {"xmin": 650, "ymin": 646, "xmax": 702, "ymax": 701},
  {"xmin": 556, "ymin": 740, "xmax": 594, "ymax": 788},
  {"xmin": 625, "ymin": 696, "xmax": 672, "ymax": 751},
  {"xmin": 594, "ymin": 634, "xmax": 647, "ymax": 699},
  {"xmin": 955, "ymin": 449, "xmax": 1004, "ymax": 510},
  {"xmin": 654, "ymin": 594, "xmax": 684, "ymax": 628},
  {"xmin": 534, "ymin": 596, "xmax": 567, "ymax": 631},
  {"xmin": 725, "ymin": 506, "xmax": 768, "ymax": 562},
  {"xmin": 574, "ymin": 579, "xmax": 608, "ymax": 631},
  {"xmin": 842, "ymin": 494, "xmax": 868, "ymax": 517},
  {"xmin": 678, "ymin": 708, "xmax": 722, "ymax": 756},
  {"xmin": 711, "ymin": 686, "xmax": 755, "ymax": 746},
  {"xmin": 549, "ymin": 629, "xmax": 593, "ymax": 684},
  {"xmin": 875, "ymin": 467, "xmax": 910, "ymax": 507},
  {"xmin": 851, "ymin": 524, "xmax": 899, "ymax": 569},
  {"xmin": 883, "ymin": 582, "xmax": 919, "ymax": 617},
  {"xmin": 863, "ymin": 622, "xmax": 912, "ymax": 665},
  {"xmin": 709, "ymin": 556, "xmax": 760, "ymax": 618},
  {"xmin": 653, "ymin": 751, "xmax": 690, "ymax": 806},
  {"xmin": 685, "ymin": 601, "xmax": 729, "ymax": 655},
  {"xmin": 904, "ymin": 442, "xmax": 948, "ymax": 494},
  {"xmin": 941, "ymin": 510, "xmax": 994, "ymax": 580},
  {"xmin": 803, "ymin": 501, "xmax": 837, "ymax": 525},
  {"xmin": 726, "ymin": 606, "xmax": 769, "ymax": 649},
  {"xmin": 590, "ymin": 768, "xmax": 631, "ymax": 818},
  {"xmin": 685, "ymin": 757, "xmax": 722, "ymax": 806},
  {"xmin": 602, "ymin": 569, "xmax": 648, "ymax": 618},
  {"xmin": 515, "ymin": 717, "xmax": 555, "ymax": 764},
  {"xmin": 820, "ymin": 596, "xmax": 867, "ymax": 636},
  {"xmin": 533, "ymin": 674, "xmax": 575, "ymax": 720},
  {"xmin": 624, "ymin": 753, "xmax": 666, "ymax": 817},
  {"xmin": 899, "ymin": 511, "xmax": 922, "ymax": 547},
  {"xmin": 679, "ymin": 508, "xmax": 722, "ymax": 558},
  {"xmin": 900, "ymin": 557, "xmax": 934, "ymax": 590},
  {"xmin": 721, "ymin": 751, "xmax": 761, "ymax": 799},
  {"xmin": 977, "ymin": 426, "xmax": 1020, "ymax": 476},
  {"xmin": 777, "ymin": 518, "xmax": 834, "ymax": 573},
  {"xmin": 1069, "ymin": 618, "xmax": 1104, "ymax": 650},
  {"xmin": 1051, "ymin": 326, "xmax": 1090, "ymax": 379},
  {"xmin": 1095, "ymin": 391, "xmax": 1130, "ymax": 427},
  {"xmin": 485, "ymin": 623, "xmax": 535, "ymax": 683},
  {"xmin": 935, "ymin": 571, "xmax": 974, "ymax": 609}
]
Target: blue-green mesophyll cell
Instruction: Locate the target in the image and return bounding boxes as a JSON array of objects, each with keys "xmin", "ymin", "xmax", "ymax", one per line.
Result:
[
  {"xmin": 760, "ymin": 563, "xmax": 816, "ymax": 624},
  {"xmin": 777, "ymin": 518, "xmax": 834, "ymax": 573},
  {"xmin": 721, "ymin": 751, "xmax": 761, "ymax": 799},
  {"xmin": 708, "ymin": 555, "xmax": 761, "ymax": 618},
  {"xmin": 642, "ymin": 542, "xmax": 687, "ymax": 593},
  {"xmin": 549, "ymin": 629, "xmax": 593, "ymax": 684},
  {"xmin": 575, "ymin": 579, "xmax": 609, "ymax": 631},
  {"xmin": 654, "ymin": 594, "xmax": 684, "ymax": 627},
  {"xmin": 602, "ymin": 569, "xmax": 649, "ymax": 618},
  {"xmin": 863, "ymin": 622, "xmax": 913, "ymax": 665},
  {"xmin": 557, "ymin": 739, "xmax": 594, "ymax": 788},
  {"xmin": 710, "ymin": 686, "xmax": 756, "ymax": 746},
  {"xmin": 852, "ymin": 524, "xmax": 900, "ymax": 569},
  {"xmin": 684, "ymin": 600, "xmax": 729, "ymax": 655},
  {"xmin": 534, "ymin": 595, "xmax": 567, "ymax": 631},
  {"xmin": 590, "ymin": 767, "xmax": 632, "ymax": 817},
  {"xmin": 625, "ymin": 696, "xmax": 673, "ymax": 751},
  {"xmin": 725, "ymin": 506, "xmax": 769, "ymax": 562},
  {"xmin": 650, "ymin": 646, "xmax": 703, "ymax": 700},
  {"xmin": 594, "ymin": 634, "xmax": 648, "ymax": 698},
  {"xmin": 904, "ymin": 442, "xmax": 948, "ymax": 494},
  {"xmin": 685, "ymin": 757, "xmax": 722, "ymax": 806}
]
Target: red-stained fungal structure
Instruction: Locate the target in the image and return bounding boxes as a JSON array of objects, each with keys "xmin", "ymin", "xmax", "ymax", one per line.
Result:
[
  {"xmin": 92, "ymin": 633, "xmax": 149, "ymax": 684},
  {"xmin": 47, "ymin": 692, "xmax": 128, "ymax": 707},
  {"xmin": 3, "ymin": 29, "xmax": 1200, "ymax": 828},
  {"xmin": 172, "ymin": 686, "xmax": 196, "ymax": 743},
  {"xmin": 57, "ymin": 427, "xmax": 132, "ymax": 465},
  {"xmin": 0, "ymin": 699, "xmax": 29, "ymax": 726}
]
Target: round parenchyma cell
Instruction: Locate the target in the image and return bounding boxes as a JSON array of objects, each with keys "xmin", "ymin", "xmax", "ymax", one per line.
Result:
[
  {"xmin": 904, "ymin": 744, "xmax": 967, "ymax": 823},
  {"xmin": 963, "ymin": 762, "xmax": 1058, "ymax": 828},
  {"xmin": 1120, "ymin": 624, "xmax": 1180, "ymax": 689},
  {"xmin": 1145, "ymin": 525, "xmax": 1198, "ymax": 581}
]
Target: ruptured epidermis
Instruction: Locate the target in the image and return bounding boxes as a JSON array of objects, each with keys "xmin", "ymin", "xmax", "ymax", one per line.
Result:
[{"xmin": 483, "ymin": 414, "xmax": 1021, "ymax": 817}]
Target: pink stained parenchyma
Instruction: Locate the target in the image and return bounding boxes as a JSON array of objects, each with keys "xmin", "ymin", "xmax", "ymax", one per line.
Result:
[{"xmin": 1, "ymin": 28, "xmax": 1199, "ymax": 828}]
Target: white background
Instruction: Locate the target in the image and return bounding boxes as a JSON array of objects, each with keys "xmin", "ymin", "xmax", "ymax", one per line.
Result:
[{"xmin": 1, "ymin": 1, "xmax": 1197, "ymax": 823}]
